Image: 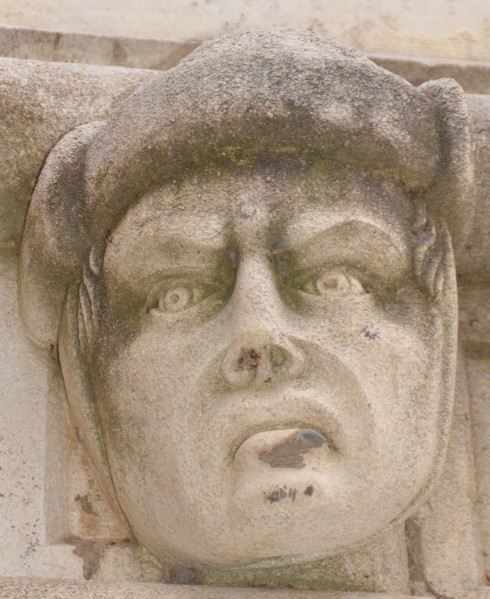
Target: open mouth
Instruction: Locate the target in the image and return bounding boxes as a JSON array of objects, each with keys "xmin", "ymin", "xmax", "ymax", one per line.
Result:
[{"xmin": 233, "ymin": 427, "xmax": 337, "ymax": 470}]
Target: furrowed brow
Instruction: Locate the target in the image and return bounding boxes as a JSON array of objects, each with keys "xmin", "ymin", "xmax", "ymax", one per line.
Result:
[{"xmin": 286, "ymin": 218, "xmax": 410, "ymax": 277}]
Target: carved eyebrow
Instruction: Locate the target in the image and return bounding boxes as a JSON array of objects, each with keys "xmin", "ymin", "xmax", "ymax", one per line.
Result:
[
  {"xmin": 285, "ymin": 218, "xmax": 411, "ymax": 276},
  {"xmin": 153, "ymin": 234, "xmax": 227, "ymax": 254},
  {"xmin": 286, "ymin": 212, "xmax": 407, "ymax": 249},
  {"xmin": 111, "ymin": 211, "xmax": 228, "ymax": 255},
  {"xmin": 105, "ymin": 215, "xmax": 229, "ymax": 291},
  {"xmin": 144, "ymin": 215, "xmax": 228, "ymax": 250},
  {"xmin": 116, "ymin": 236, "xmax": 227, "ymax": 276}
]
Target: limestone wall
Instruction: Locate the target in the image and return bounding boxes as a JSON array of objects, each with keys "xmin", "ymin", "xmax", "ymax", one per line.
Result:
[{"xmin": 0, "ymin": 0, "xmax": 489, "ymax": 61}]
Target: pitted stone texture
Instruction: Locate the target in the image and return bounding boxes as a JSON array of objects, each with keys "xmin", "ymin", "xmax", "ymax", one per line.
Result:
[
  {"xmin": 0, "ymin": 0, "xmax": 489, "ymax": 61},
  {"xmin": 18, "ymin": 29, "xmax": 475, "ymax": 346},
  {"xmin": 0, "ymin": 57, "xmax": 155, "ymax": 245},
  {"xmin": 0, "ymin": 578, "xmax": 429, "ymax": 599},
  {"xmin": 0, "ymin": 25, "xmax": 198, "ymax": 70},
  {"xmin": 5, "ymin": 27, "xmax": 484, "ymax": 596}
]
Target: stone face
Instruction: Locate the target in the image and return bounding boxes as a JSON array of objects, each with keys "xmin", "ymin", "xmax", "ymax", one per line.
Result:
[
  {"xmin": 1, "ymin": 25, "xmax": 489, "ymax": 598},
  {"xmin": 11, "ymin": 28, "xmax": 480, "ymax": 593},
  {"xmin": 84, "ymin": 168, "xmax": 453, "ymax": 567}
]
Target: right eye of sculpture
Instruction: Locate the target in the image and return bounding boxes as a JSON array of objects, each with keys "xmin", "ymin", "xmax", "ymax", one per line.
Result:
[
  {"xmin": 157, "ymin": 286, "xmax": 193, "ymax": 312},
  {"xmin": 296, "ymin": 269, "xmax": 367, "ymax": 296}
]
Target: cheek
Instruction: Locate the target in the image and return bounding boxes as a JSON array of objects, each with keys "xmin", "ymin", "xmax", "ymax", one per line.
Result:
[
  {"xmin": 306, "ymin": 295, "xmax": 443, "ymax": 460},
  {"xmin": 362, "ymin": 310, "xmax": 443, "ymax": 482},
  {"xmin": 90, "ymin": 317, "xmax": 226, "ymax": 456}
]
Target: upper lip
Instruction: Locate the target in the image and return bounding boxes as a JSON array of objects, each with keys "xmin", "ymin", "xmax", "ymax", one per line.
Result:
[
  {"xmin": 199, "ymin": 383, "xmax": 356, "ymax": 464},
  {"xmin": 231, "ymin": 421, "xmax": 338, "ymax": 463}
]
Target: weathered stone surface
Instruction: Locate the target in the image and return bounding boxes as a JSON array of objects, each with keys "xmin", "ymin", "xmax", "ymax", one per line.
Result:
[
  {"xmin": 467, "ymin": 352, "xmax": 490, "ymax": 582},
  {"xmin": 0, "ymin": 0, "xmax": 489, "ymax": 61},
  {"xmin": 0, "ymin": 57, "xmax": 155, "ymax": 245},
  {"xmin": 1, "ymin": 26, "xmax": 489, "ymax": 598},
  {"xmin": 457, "ymin": 95, "xmax": 490, "ymax": 284},
  {"xmin": 371, "ymin": 54, "xmax": 490, "ymax": 96},
  {"xmin": 0, "ymin": 250, "xmax": 52, "ymax": 576},
  {"xmin": 405, "ymin": 350, "xmax": 484, "ymax": 597},
  {"xmin": 8, "ymin": 28, "xmax": 477, "ymax": 594},
  {"xmin": 0, "ymin": 25, "xmax": 198, "ymax": 69},
  {"xmin": 0, "ymin": 578, "xmax": 429, "ymax": 599},
  {"xmin": 460, "ymin": 285, "xmax": 490, "ymax": 582},
  {"xmin": 0, "ymin": 57, "xmax": 489, "ymax": 285},
  {"xmin": 3, "ymin": 24, "xmax": 490, "ymax": 96}
]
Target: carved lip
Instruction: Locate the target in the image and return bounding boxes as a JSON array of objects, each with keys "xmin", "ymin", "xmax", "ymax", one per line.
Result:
[{"xmin": 232, "ymin": 425, "xmax": 337, "ymax": 465}]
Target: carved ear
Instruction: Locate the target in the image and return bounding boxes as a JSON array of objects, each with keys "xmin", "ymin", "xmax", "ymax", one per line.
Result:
[
  {"xmin": 19, "ymin": 121, "xmax": 125, "ymax": 526},
  {"xmin": 18, "ymin": 121, "xmax": 107, "ymax": 346},
  {"xmin": 58, "ymin": 283, "xmax": 126, "ymax": 523},
  {"xmin": 18, "ymin": 120, "xmax": 125, "ymax": 524},
  {"xmin": 419, "ymin": 79, "xmax": 476, "ymax": 250}
]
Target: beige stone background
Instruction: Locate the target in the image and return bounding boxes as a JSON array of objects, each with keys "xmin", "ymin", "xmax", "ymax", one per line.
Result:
[
  {"xmin": 1, "ymin": 1, "xmax": 490, "ymax": 597},
  {"xmin": 0, "ymin": 0, "xmax": 489, "ymax": 61}
]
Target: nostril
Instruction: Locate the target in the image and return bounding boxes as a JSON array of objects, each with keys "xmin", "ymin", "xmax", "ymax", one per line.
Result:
[
  {"xmin": 239, "ymin": 349, "xmax": 261, "ymax": 371},
  {"xmin": 221, "ymin": 338, "xmax": 305, "ymax": 388},
  {"xmin": 221, "ymin": 346, "xmax": 261, "ymax": 389},
  {"xmin": 270, "ymin": 345, "xmax": 286, "ymax": 369}
]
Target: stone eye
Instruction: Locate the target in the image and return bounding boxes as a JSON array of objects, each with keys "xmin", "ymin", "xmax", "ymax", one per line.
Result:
[
  {"xmin": 301, "ymin": 270, "xmax": 366, "ymax": 296},
  {"xmin": 157, "ymin": 286, "xmax": 193, "ymax": 313},
  {"xmin": 148, "ymin": 280, "xmax": 221, "ymax": 314}
]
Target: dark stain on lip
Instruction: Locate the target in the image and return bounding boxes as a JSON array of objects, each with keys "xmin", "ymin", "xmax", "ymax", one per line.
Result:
[
  {"xmin": 265, "ymin": 485, "xmax": 298, "ymax": 503},
  {"xmin": 267, "ymin": 487, "xmax": 288, "ymax": 502},
  {"xmin": 258, "ymin": 428, "xmax": 331, "ymax": 469}
]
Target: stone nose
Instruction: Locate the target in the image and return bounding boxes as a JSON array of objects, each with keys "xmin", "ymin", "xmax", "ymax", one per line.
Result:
[{"xmin": 220, "ymin": 335, "xmax": 305, "ymax": 389}]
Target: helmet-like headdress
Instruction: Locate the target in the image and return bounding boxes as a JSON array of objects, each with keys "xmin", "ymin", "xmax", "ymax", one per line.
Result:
[{"xmin": 19, "ymin": 28, "xmax": 475, "ymax": 346}]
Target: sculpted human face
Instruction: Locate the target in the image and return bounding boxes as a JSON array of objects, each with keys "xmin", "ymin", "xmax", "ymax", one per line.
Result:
[{"xmin": 90, "ymin": 164, "xmax": 451, "ymax": 567}]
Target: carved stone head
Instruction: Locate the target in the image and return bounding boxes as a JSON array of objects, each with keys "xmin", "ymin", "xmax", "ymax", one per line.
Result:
[{"xmin": 18, "ymin": 29, "xmax": 475, "ymax": 574}]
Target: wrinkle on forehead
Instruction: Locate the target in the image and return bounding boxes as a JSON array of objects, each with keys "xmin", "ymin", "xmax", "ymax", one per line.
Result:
[
  {"xmin": 111, "ymin": 186, "xmax": 228, "ymax": 247},
  {"xmin": 284, "ymin": 165, "xmax": 412, "ymax": 239},
  {"xmin": 111, "ymin": 187, "xmax": 227, "ymax": 248}
]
